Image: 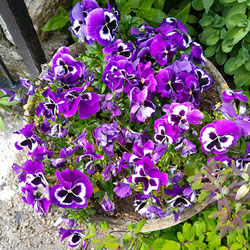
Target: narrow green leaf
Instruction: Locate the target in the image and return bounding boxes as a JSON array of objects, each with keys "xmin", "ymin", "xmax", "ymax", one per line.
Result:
[
  {"xmin": 135, "ymin": 218, "xmax": 146, "ymax": 234},
  {"xmin": 0, "ymin": 116, "xmax": 6, "ymax": 132},
  {"xmin": 0, "ymin": 97, "xmax": 20, "ymax": 106},
  {"xmin": 176, "ymin": 3, "xmax": 191, "ymax": 24}
]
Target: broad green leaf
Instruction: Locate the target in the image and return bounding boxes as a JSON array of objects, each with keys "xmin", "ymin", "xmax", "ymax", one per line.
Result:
[
  {"xmin": 199, "ymin": 15, "xmax": 213, "ymax": 27},
  {"xmin": 205, "ymin": 45, "xmax": 218, "ymax": 57},
  {"xmin": 152, "ymin": 238, "xmax": 167, "ymax": 249},
  {"xmin": 0, "ymin": 115, "xmax": 6, "ymax": 132},
  {"xmin": 187, "ymin": 14, "xmax": 199, "ymax": 24},
  {"xmin": 164, "ymin": 240, "xmax": 180, "ymax": 250},
  {"xmin": 176, "ymin": 2, "xmax": 191, "ymax": 24},
  {"xmin": 225, "ymin": 3, "xmax": 247, "ymax": 29},
  {"xmin": 192, "ymin": 0, "xmax": 204, "ymax": 10},
  {"xmin": 234, "ymin": 66, "xmax": 250, "ymax": 88},
  {"xmin": 145, "ymin": 8, "xmax": 167, "ymax": 24},
  {"xmin": 202, "ymin": 0, "xmax": 214, "ymax": 13},
  {"xmin": 83, "ymin": 223, "xmax": 96, "ymax": 240},
  {"xmin": 194, "ymin": 220, "xmax": 206, "ymax": 237},
  {"xmin": 135, "ymin": 218, "xmax": 146, "ymax": 234},
  {"xmin": 104, "ymin": 234, "xmax": 119, "ymax": 250},
  {"xmin": 200, "ymin": 27, "xmax": 220, "ymax": 46},
  {"xmin": 198, "ymin": 190, "xmax": 209, "ymax": 202},
  {"xmin": 182, "ymin": 223, "xmax": 195, "ymax": 241},
  {"xmin": 100, "ymin": 221, "xmax": 109, "ymax": 232},
  {"xmin": 42, "ymin": 7, "xmax": 69, "ymax": 31},
  {"xmin": 244, "ymin": 60, "xmax": 250, "ymax": 71},
  {"xmin": 153, "ymin": 0, "xmax": 165, "ymax": 10},
  {"xmin": 230, "ymin": 242, "xmax": 242, "ymax": 249},
  {"xmin": 177, "ymin": 232, "xmax": 185, "ymax": 243},
  {"xmin": 231, "ymin": 13, "xmax": 247, "ymax": 24},
  {"xmin": 215, "ymin": 50, "xmax": 227, "ymax": 65},
  {"xmin": 224, "ymin": 56, "xmax": 246, "ymax": 74},
  {"xmin": 221, "ymin": 0, "xmax": 237, "ymax": 3},
  {"xmin": 152, "ymin": 239, "xmax": 180, "ymax": 249}
]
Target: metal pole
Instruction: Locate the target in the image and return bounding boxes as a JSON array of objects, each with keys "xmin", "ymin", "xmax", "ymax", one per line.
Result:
[{"xmin": 0, "ymin": 0, "xmax": 47, "ymax": 78}]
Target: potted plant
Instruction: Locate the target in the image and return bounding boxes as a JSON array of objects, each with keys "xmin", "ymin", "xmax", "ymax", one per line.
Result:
[{"xmin": 11, "ymin": 0, "xmax": 249, "ymax": 248}]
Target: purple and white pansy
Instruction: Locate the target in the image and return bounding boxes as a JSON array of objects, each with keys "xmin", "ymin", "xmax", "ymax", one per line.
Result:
[
  {"xmin": 200, "ymin": 120, "xmax": 241, "ymax": 154},
  {"xmin": 50, "ymin": 169, "xmax": 93, "ymax": 208}
]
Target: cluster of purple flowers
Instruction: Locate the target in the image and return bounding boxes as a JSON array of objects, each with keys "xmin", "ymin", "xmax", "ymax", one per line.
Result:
[{"xmin": 11, "ymin": 1, "xmax": 250, "ymax": 248}]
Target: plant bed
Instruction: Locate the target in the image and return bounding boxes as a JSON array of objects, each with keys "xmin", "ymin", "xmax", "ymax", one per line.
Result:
[{"xmin": 10, "ymin": 1, "xmax": 249, "ymax": 249}]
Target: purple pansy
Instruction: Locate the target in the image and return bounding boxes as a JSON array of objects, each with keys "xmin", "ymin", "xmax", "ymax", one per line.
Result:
[
  {"xmin": 165, "ymin": 184, "xmax": 196, "ymax": 221},
  {"xmin": 113, "ymin": 181, "xmax": 132, "ymax": 198},
  {"xmin": 21, "ymin": 184, "xmax": 50, "ymax": 214},
  {"xmin": 154, "ymin": 116, "xmax": 181, "ymax": 145},
  {"xmin": 29, "ymin": 146, "xmax": 54, "ymax": 162},
  {"xmin": 128, "ymin": 156, "xmax": 168, "ymax": 196},
  {"xmin": 51, "ymin": 47, "xmax": 85, "ymax": 85},
  {"xmin": 86, "ymin": 8, "xmax": 118, "ymax": 46},
  {"xmin": 93, "ymin": 121, "xmax": 120, "ymax": 157},
  {"xmin": 14, "ymin": 123, "xmax": 43, "ymax": 152},
  {"xmin": 200, "ymin": 120, "xmax": 241, "ymax": 154},
  {"xmin": 12, "ymin": 163, "xmax": 26, "ymax": 182},
  {"xmin": 194, "ymin": 67, "xmax": 213, "ymax": 92},
  {"xmin": 175, "ymin": 138, "xmax": 197, "ymax": 157},
  {"xmin": 150, "ymin": 33, "xmax": 177, "ymax": 66},
  {"xmin": 189, "ymin": 42, "xmax": 206, "ymax": 66},
  {"xmin": 222, "ymin": 88, "xmax": 248, "ymax": 103},
  {"xmin": 102, "ymin": 162, "xmax": 117, "ymax": 181},
  {"xmin": 40, "ymin": 119, "xmax": 68, "ymax": 138},
  {"xmin": 69, "ymin": 0, "xmax": 99, "ymax": 44},
  {"xmin": 22, "ymin": 160, "xmax": 48, "ymax": 188},
  {"xmin": 129, "ymin": 87, "xmax": 156, "ymax": 123},
  {"xmin": 50, "ymin": 169, "xmax": 93, "ymax": 208},
  {"xmin": 101, "ymin": 195, "xmax": 115, "ymax": 213},
  {"xmin": 61, "ymin": 85, "xmax": 100, "ymax": 119},
  {"xmin": 163, "ymin": 102, "xmax": 204, "ymax": 132},
  {"xmin": 155, "ymin": 68, "xmax": 183, "ymax": 99},
  {"xmin": 59, "ymin": 227, "xmax": 86, "ymax": 248}
]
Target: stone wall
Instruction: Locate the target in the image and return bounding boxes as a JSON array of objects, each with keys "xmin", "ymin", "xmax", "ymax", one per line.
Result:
[{"xmin": 0, "ymin": 0, "xmax": 72, "ymax": 79}]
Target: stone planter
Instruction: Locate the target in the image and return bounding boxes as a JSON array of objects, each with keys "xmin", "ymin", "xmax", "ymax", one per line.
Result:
[{"xmin": 18, "ymin": 44, "xmax": 229, "ymax": 236}]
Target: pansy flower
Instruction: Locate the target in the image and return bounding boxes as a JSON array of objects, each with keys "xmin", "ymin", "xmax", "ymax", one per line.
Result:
[
  {"xmin": 129, "ymin": 87, "xmax": 156, "ymax": 123},
  {"xmin": 100, "ymin": 195, "xmax": 115, "ymax": 213},
  {"xmin": 21, "ymin": 184, "xmax": 50, "ymax": 214},
  {"xmin": 222, "ymin": 88, "xmax": 248, "ymax": 103},
  {"xmin": 150, "ymin": 33, "xmax": 177, "ymax": 66},
  {"xmin": 51, "ymin": 47, "xmax": 85, "ymax": 85},
  {"xmin": 200, "ymin": 120, "xmax": 240, "ymax": 154},
  {"xmin": 86, "ymin": 8, "xmax": 118, "ymax": 46},
  {"xmin": 154, "ymin": 116, "xmax": 181, "ymax": 145},
  {"xmin": 50, "ymin": 169, "xmax": 93, "ymax": 208},
  {"xmin": 163, "ymin": 102, "xmax": 204, "ymax": 132},
  {"xmin": 59, "ymin": 227, "xmax": 86, "ymax": 248},
  {"xmin": 165, "ymin": 184, "xmax": 196, "ymax": 221},
  {"xmin": 155, "ymin": 68, "xmax": 183, "ymax": 99},
  {"xmin": 113, "ymin": 181, "xmax": 132, "ymax": 198},
  {"xmin": 14, "ymin": 123, "xmax": 43, "ymax": 152},
  {"xmin": 128, "ymin": 156, "xmax": 168, "ymax": 196},
  {"xmin": 189, "ymin": 42, "xmax": 206, "ymax": 66},
  {"xmin": 194, "ymin": 67, "xmax": 213, "ymax": 92}
]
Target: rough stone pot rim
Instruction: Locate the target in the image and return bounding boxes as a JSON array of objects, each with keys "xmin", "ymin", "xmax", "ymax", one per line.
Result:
[{"xmin": 19, "ymin": 43, "xmax": 228, "ymax": 233}]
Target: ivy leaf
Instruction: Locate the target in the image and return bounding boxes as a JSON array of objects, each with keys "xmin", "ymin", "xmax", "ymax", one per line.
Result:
[
  {"xmin": 202, "ymin": 0, "xmax": 214, "ymax": 13},
  {"xmin": 104, "ymin": 234, "xmax": 119, "ymax": 249},
  {"xmin": 42, "ymin": 7, "xmax": 69, "ymax": 32},
  {"xmin": 135, "ymin": 218, "xmax": 146, "ymax": 234}
]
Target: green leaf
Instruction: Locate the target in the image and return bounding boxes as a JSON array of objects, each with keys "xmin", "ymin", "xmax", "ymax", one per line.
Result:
[
  {"xmin": 244, "ymin": 60, "xmax": 250, "ymax": 71},
  {"xmin": 42, "ymin": 7, "xmax": 69, "ymax": 32},
  {"xmin": 231, "ymin": 243, "xmax": 243, "ymax": 249},
  {"xmin": 153, "ymin": 0, "xmax": 165, "ymax": 10},
  {"xmin": 200, "ymin": 27, "xmax": 220, "ymax": 46},
  {"xmin": 215, "ymin": 49, "xmax": 227, "ymax": 65},
  {"xmin": 100, "ymin": 221, "xmax": 109, "ymax": 232},
  {"xmin": 199, "ymin": 15, "xmax": 213, "ymax": 27},
  {"xmin": 152, "ymin": 239, "xmax": 180, "ymax": 249},
  {"xmin": 0, "ymin": 104, "xmax": 11, "ymax": 112},
  {"xmin": 104, "ymin": 234, "xmax": 119, "ymax": 250},
  {"xmin": 198, "ymin": 190, "xmax": 209, "ymax": 202},
  {"xmin": 234, "ymin": 65, "xmax": 250, "ymax": 88},
  {"xmin": 192, "ymin": 0, "xmax": 204, "ymax": 10},
  {"xmin": 204, "ymin": 45, "xmax": 218, "ymax": 57},
  {"xmin": 135, "ymin": 218, "xmax": 146, "ymax": 234},
  {"xmin": 194, "ymin": 220, "xmax": 206, "ymax": 237},
  {"xmin": 145, "ymin": 8, "xmax": 167, "ymax": 24},
  {"xmin": 164, "ymin": 240, "xmax": 180, "ymax": 250},
  {"xmin": 176, "ymin": 2, "xmax": 191, "ymax": 24},
  {"xmin": 152, "ymin": 238, "xmax": 167, "ymax": 249},
  {"xmin": 127, "ymin": 223, "xmax": 136, "ymax": 231},
  {"xmin": 224, "ymin": 56, "xmax": 246, "ymax": 74},
  {"xmin": 83, "ymin": 223, "xmax": 96, "ymax": 240},
  {"xmin": 0, "ymin": 97, "xmax": 20, "ymax": 106},
  {"xmin": 177, "ymin": 232, "xmax": 185, "ymax": 243},
  {"xmin": 187, "ymin": 14, "xmax": 199, "ymax": 24},
  {"xmin": 182, "ymin": 223, "xmax": 195, "ymax": 241},
  {"xmin": 225, "ymin": 3, "xmax": 247, "ymax": 29},
  {"xmin": 0, "ymin": 115, "xmax": 6, "ymax": 132},
  {"xmin": 202, "ymin": 0, "xmax": 214, "ymax": 13},
  {"xmin": 230, "ymin": 13, "xmax": 247, "ymax": 24}
]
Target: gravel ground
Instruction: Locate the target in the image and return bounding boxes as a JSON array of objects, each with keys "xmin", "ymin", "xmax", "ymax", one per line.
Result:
[{"xmin": 0, "ymin": 106, "xmax": 72, "ymax": 250}]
